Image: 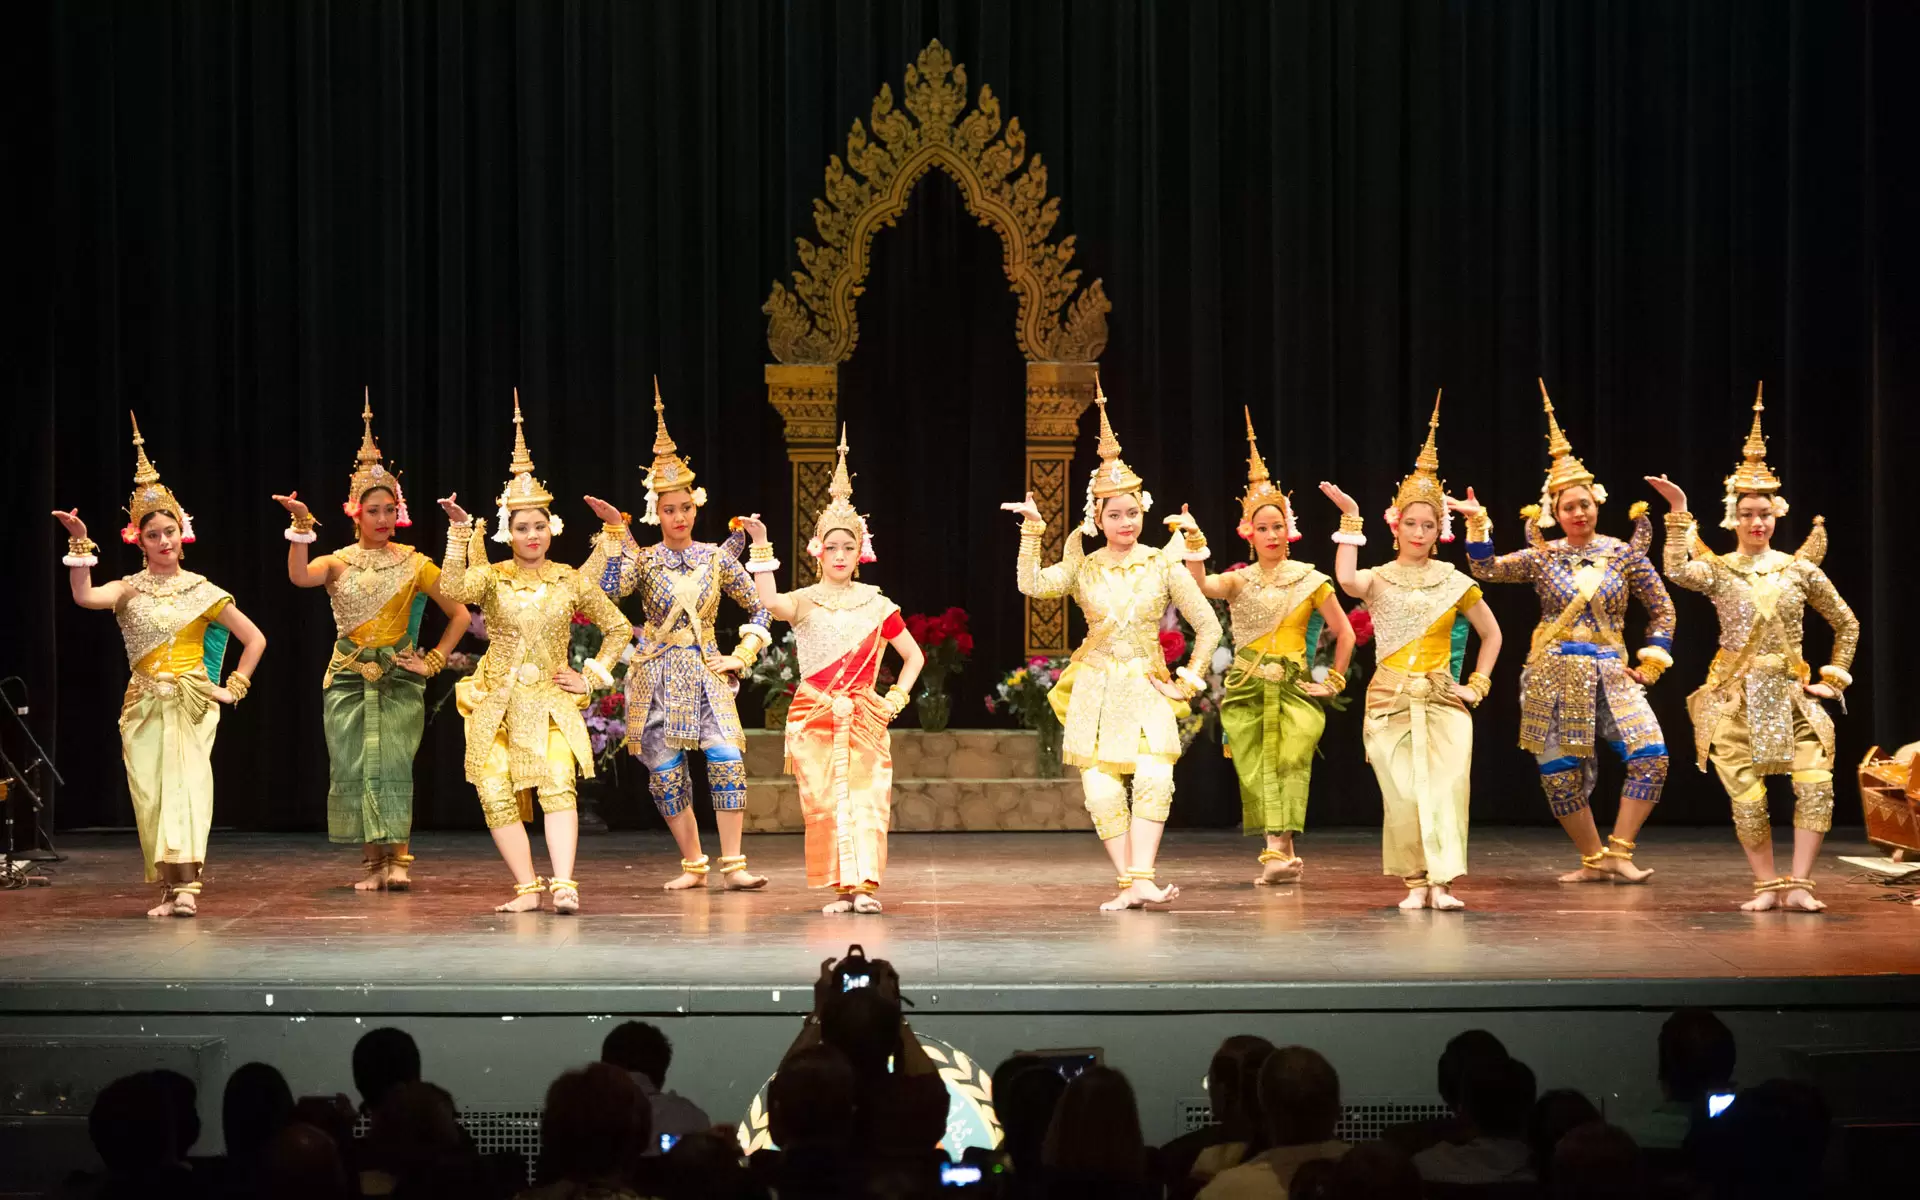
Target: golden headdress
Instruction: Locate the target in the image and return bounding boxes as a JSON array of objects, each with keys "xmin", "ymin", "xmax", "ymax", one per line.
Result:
[
  {"xmin": 1079, "ymin": 377, "xmax": 1152, "ymax": 534},
  {"xmin": 808, "ymin": 425, "xmax": 876, "ymax": 562},
  {"xmin": 344, "ymin": 387, "xmax": 411, "ymax": 526},
  {"xmin": 1386, "ymin": 389, "xmax": 1452, "ymax": 541},
  {"xmin": 121, "ymin": 412, "xmax": 194, "ymax": 544},
  {"xmin": 1534, "ymin": 378, "xmax": 1606, "ymax": 527},
  {"xmin": 492, "ymin": 389, "xmax": 562, "ymax": 542},
  {"xmin": 639, "ymin": 377, "xmax": 707, "ymax": 525},
  {"xmin": 1236, "ymin": 407, "xmax": 1299, "ymax": 541},
  {"xmin": 1719, "ymin": 382, "xmax": 1789, "ymax": 530}
]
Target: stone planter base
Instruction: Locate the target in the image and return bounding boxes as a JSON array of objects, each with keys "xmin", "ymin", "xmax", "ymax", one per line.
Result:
[{"xmin": 742, "ymin": 729, "xmax": 1085, "ymax": 833}]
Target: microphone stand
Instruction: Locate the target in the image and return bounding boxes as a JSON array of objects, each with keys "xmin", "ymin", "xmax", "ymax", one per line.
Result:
[
  {"xmin": 0, "ymin": 741, "xmax": 53, "ymax": 886},
  {"xmin": 0, "ymin": 677, "xmax": 64, "ymax": 870}
]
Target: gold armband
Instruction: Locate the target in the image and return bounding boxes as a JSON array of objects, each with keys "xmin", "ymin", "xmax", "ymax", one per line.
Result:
[
  {"xmin": 1465, "ymin": 510, "xmax": 1491, "ymax": 543},
  {"xmin": 225, "ymin": 672, "xmax": 253, "ymax": 702},
  {"xmin": 1818, "ymin": 665, "xmax": 1852, "ymax": 693},
  {"xmin": 1020, "ymin": 518, "xmax": 1046, "ymax": 538},
  {"xmin": 1664, "ymin": 510, "xmax": 1694, "ymax": 529}
]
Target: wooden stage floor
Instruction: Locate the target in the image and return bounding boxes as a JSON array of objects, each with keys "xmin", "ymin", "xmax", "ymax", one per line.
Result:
[{"xmin": 4, "ymin": 828, "xmax": 1918, "ymax": 1015}]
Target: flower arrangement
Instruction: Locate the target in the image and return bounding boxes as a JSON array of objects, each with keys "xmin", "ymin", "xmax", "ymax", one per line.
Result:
[
  {"xmin": 985, "ymin": 656, "xmax": 1068, "ymax": 778},
  {"xmin": 744, "ymin": 630, "xmax": 801, "ymax": 729},
  {"xmin": 570, "ymin": 612, "xmax": 636, "ymax": 772},
  {"xmin": 902, "ymin": 607, "xmax": 972, "ymax": 733}
]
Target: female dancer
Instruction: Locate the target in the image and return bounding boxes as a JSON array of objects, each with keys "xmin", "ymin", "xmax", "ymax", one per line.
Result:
[
  {"xmin": 1320, "ymin": 394, "xmax": 1501, "ymax": 909},
  {"xmin": 1004, "ymin": 384, "xmax": 1221, "ymax": 911},
  {"xmin": 273, "ymin": 393, "xmax": 469, "ymax": 891},
  {"xmin": 1646, "ymin": 387, "xmax": 1859, "ymax": 911},
  {"xmin": 1453, "ymin": 381, "xmax": 1675, "ymax": 883},
  {"xmin": 579, "ymin": 381, "xmax": 774, "ymax": 890},
  {"xmin": 434, "ymin": 393, "xmax": 632, "ymax": 913},
  {"xmin": 1179, "ymin": 410, "xmax": 1354, "ymax": 885},
  {"xmin": 51, "ymin": 415, "xmax": 267, "ymax": 917},
  {"xmin": 740, "ymin": 429, "xmax": 925, "ymax": 912}
]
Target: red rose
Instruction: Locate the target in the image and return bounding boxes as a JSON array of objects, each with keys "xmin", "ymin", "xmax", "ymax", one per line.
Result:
[
  {"xmin": 1348, "ymin": 607, "xmax": 1374, "ymax": 646},
  {"xmin": 955, "ymin": 632, "xmax": 974, "ymax": 656},
  {"xmin": 571, "ymin": 611, "xmax": 591, "ymax": 625},
  {"xmin": 598, "ymin": 694, "xmax": 621, "ymax": 716},
  {"xmin": 1159, "ymin": 629, "xmax": 1187, "ymax": 664}
]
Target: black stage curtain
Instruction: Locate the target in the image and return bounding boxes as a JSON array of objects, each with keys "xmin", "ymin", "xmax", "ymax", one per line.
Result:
[{"xmin": 5, "ymin": 0, "xmax": 1916, "ymax": 838}]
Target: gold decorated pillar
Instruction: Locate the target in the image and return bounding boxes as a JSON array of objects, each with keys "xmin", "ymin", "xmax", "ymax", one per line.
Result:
[
  {"xmin": 1024, "ymin": 361, "xmax": 1099, "ymax": 657},
  {"xmin": 765, "ymin": 363, "xmax": 839, "ymax": 585}
]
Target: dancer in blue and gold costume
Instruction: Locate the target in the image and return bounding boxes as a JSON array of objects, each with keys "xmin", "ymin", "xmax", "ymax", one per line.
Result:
[
  {"xmin": 1451, "ymin": 381, "xmax": 1676, "ymax": 884},
  {"xmin": 581, "ymin": 382, "xmax": 774, "ymax": 891}
]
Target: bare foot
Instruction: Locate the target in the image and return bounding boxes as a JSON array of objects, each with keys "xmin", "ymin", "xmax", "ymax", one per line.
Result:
[
  {"xmin": 494, "ymin": 889, "xmax": 544, "ymax": 913},
  {"xmin": 852, "ymin": 893, "xmax": 882, "ymax": 914},
  {"xmin": 1429, "ymin": 885, "xmax": 1466, "ymax": 911},
  {"xmin": 1398, "ymin": 886, "xmax": 1431, "ymax": 910},
  {"xmin": 353, "ymin": 860, "xmax": 390, "ymax": 892},
  {"xmin": 822, "ymin": 897, "xmax": 855, "ymax": 914},
  {"xmin": 550, "ymin": 883, "xmax": 580, "ymax": 914},
  {"xmin": 1131, "ymin": 878, "xmax": 1179, "ymax": 905},
  {"xmin": 1099, "ymin": 884, "xmax": 1142, "ymax": 912},
  {"xmin": 663, "ymin": 871, "xmax": 708, "ymax": 891},
  {"xmin": 146, "ymin": 892, "xmax": 177, "ymax": 919},
  {"xmin": 1558, "ymin": 859, "xmax": 1654, "ymax": 884},
  {"xmin": 1741, "ymin": 889, "xmax": 1780, "ymax": 912},
  {"xmin": 386, "ymin": 860, "xmax": 412, "ymax": 891},
  {"xmin": 1258, "ymin": 856, "xmax": 1304, "ymax": 886},
  {"xmin": 721, "ymin": 869, "xmax": 769, "ymax": 891},
  {"xmin": 1780, "ymin": 887, "xmax": 1826, "ymax": 912}
]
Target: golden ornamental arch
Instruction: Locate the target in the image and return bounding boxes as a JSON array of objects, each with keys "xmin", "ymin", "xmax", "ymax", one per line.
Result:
[{"xmin": 763, "ymin": 39, "xmax": 1107, "ymax": 655}]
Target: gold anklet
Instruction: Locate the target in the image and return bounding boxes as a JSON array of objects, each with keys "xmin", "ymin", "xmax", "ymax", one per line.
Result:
[
  {"xmin": 681, "ymin": 856, "xmax": 711, "ymax": 875},
  {"xmin": 1580, "ymin": 851, "xmax": 1608, "ymax": 870},
  {"xmin": 717, "ymin": 855, "xmax": 750, "ymax": 874},
  {"xmin": 510, "ymin": 877, "xmax": 547, "ymax": 896}
]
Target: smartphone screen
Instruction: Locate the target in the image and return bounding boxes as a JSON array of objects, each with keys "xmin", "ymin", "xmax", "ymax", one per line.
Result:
[
  {"xmin": 659, "ymin": 1132, "xmax": 680, "ymax": 1152},
  {"xmin": 1707, "ymin": 1093, "xmax": 1735, "ymax": 1118},
  {"xmin": 940, "ymin": 1163, "xmax": 983, "ymax": 1186},
  {"xmin": 841, "ymin": 972, "xmax": 871, "ymax": 991}
]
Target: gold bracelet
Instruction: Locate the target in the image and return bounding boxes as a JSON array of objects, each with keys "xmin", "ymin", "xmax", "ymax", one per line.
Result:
[
  {"xmin": 1664, "ymin": 510, "xmax": 1694, "ymax": 528},
  {"xmin": 291, "ymin": 511, "xmax": 318, "ymax": 533},
  {"xmin": 1465, "ymin": 671, "xmax": 1492, "ymax": 706},
  {"xmin": 1338, "ymin": 513, "xmax": 1364, "ymax": 535},
  {"xmin": 602, "ymin": 517, "xmax": 631, "ymax": 538},
  {"xmin": 67, "ymin": 536, "xmax": 98, "ymax": 557},
  {"xmin": 1466, "ymin": 511, "xmax": 1491, "ymax": 543},
  {"xmin": 419, "ymin": 649, "xmax": 447, "ymax": 678},
  {"xmin": 885, "ymin": 685, "xmax": 910, "ymax": 716},
  {"xmin": 1020, "ymin": 518, "xmax": 1046, "ymax": 537},
  {"xmin": 1322, "ymin": 668, "xmax": 1347, "ymax": 695},
  {"xmin": 733, "ymin": 641, "xmax": 761, "ymax": 671},
  {"xmin": 748, "ymin": 542, "xmax": 777, "ymax": 564},
  {"xmin": 225, "ymin": 672, "xmax": 252, "ymax": 702}
]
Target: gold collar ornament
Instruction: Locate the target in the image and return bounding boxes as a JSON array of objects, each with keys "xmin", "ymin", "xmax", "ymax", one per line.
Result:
[
  {"xmin": 121, "ymin": 412, "xmax": 195, "ymax": 545},
  {"xmin": 344, "ymin": 387, "xmax": 411, "ymax": 527},
  {"xmin": 808, "ymin": 425, "xmax": 875, "ymax": 563},
  {"xmin": 1079, "ymin": 377, "xmax": 1152, "ymax": 535},
  {"xmin": 492, "ymin": 389, "xmax": 563, "ymax": 543},
  {"xmin": 639, "ymin": 377, "xmax": 708, "ymax": 526},
  {"xmin": 1534, "ymin": 378, "xmax": 1607, "ymax": 528},
  {"xmin": 1719, "ymin": 382, "xmax": 1789, "ymax": 530},
  {"xmin": 1236, "ymin": 407, "xmax": 1299, "ymax": 543},
  {"xmin": 1385, "ymin": 390, "xmax": 1452, "ymax": 542}
]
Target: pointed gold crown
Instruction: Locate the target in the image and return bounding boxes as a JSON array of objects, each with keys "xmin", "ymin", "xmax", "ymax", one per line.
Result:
[
  {"xmin": 123, "ymin": 411, "xmax": 192, "ymax": 543},
  {"xmin": 810, "ymin": 425, "xmax": 873, "ymax": 556},
  {"xmin": 1088, "ymin": 378, "xmax": 1145, "ymax": 500},
  {"xmin": 1238, "ymin": 407, "xmax": 1289, "ymax": 523},
  {"xmin": 643, "ymin": 377, "xmax": 698, "ymax": 496},
  {"xmin": 1724, "ymin": 382, "xmax": 1782, "ymax": 496},
  {"xmin": 1538, "ymin": 378, "xmax": 1598, "ymax": 498},
  {"xmin": 498, "ymin": 388, "xmax": 555, "ymax": 513},
  {"xmin": 345, "ymin": 387, "xmax": 409, "ymax": 519},
  {"xmin": 1391, "ymin": 389, "xmax": 1449, "ymax": 518}
]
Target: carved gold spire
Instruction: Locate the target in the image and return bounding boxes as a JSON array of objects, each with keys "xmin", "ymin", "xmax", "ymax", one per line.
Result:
[
  {"xmin": 344, "ymin": 387, "xmax": 410, "ymax": 523},
  {"xmin": 643, "ymin": 375, "xmax": 698, "ymax": 497},
  {"xmin": 810, "ymin": 424, "xmax": 873, "ymax": 559},
  {"xmin": 1390, "ymin": 390, "xmax": 1450, "ymax": 528},
  {"xmin": 1725, "ymin": 381, "xmax": 1782, "ymax": 496},
  {"xmin": 1238, "ymin": 407, "xmax": 1289, "ymax": 525},
  {"xmin": 123, "ymin": 411, "xmax": 194, "ymax": 544},
  {"xmin": 1533, "ymin": 377, "xmax": 1605, "ymax": 527},
  {"xmin": 1087, "ymin": 377, "xmax": 1145, "ymax": 500},
  {"xmin": 494, "ymin": 388, "xmax": 555, "ymax": 526}
]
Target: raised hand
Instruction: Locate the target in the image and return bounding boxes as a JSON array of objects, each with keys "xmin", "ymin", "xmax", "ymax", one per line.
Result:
[
  {"xmin": 272, "ymin": 492, "xmax": 312, "ymax": 518},
  {"xmin": 51, "ymin": 509, "xmax": 89, "ymax": 540},
  {"xmin": 999, "ymin": 492, "xmax": 1043, "ymax": 524},
  {"xmin": 438, "ymin": 493, "xmax": 470, "ymax": 525},
  {"xmin": 1643, "ymin": 475, "xmax": 1687, "ymax": 512},
  {"xmin": 738, "ymin": 513, "xmax": 770, "ymax": 544},
  {"xmin": 1445, "ymin": 487, "xmax": 1485, "ymax": 518},
  {"xmin": 582, "ymin": 494, "xmax": 622, "ymax": 524},
  {"xmin": 1319, "ymin": 481, "xmax": 1359, "ymax": 515},
  {"xmin": 1165, "ymin": 503, "xmax": 1200, "ymax": 534}
]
